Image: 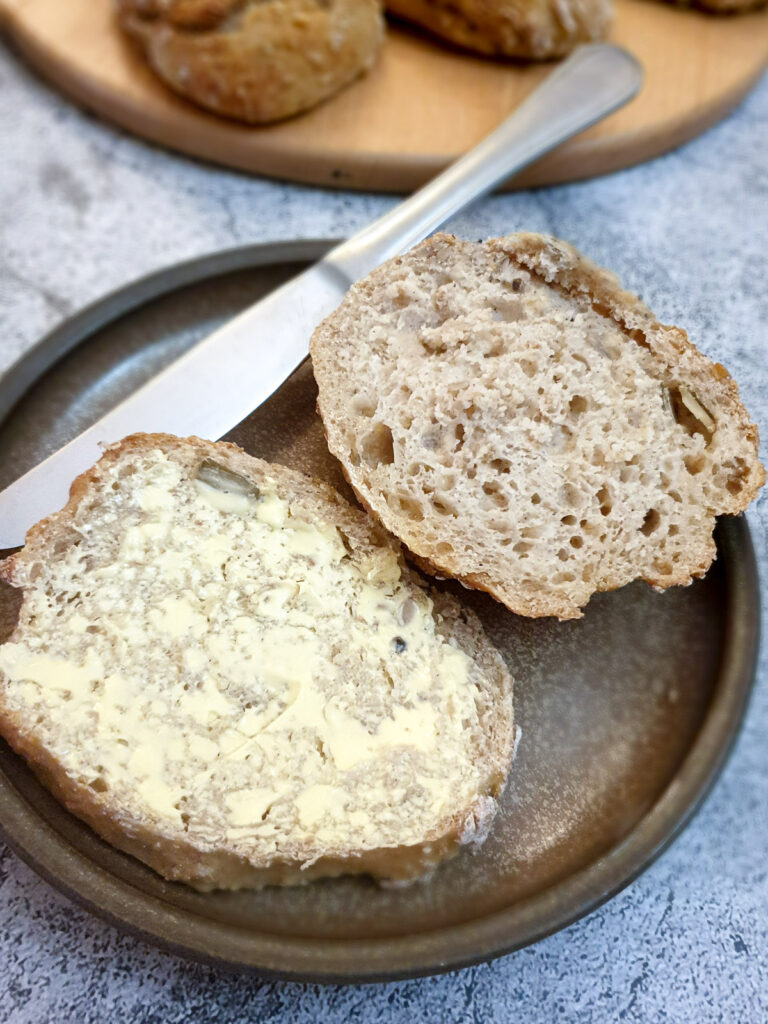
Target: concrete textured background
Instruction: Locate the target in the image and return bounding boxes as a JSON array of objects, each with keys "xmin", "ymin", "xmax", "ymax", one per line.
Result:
[{"xmin": 0, "ymin": 37, "xmax": 767, "ymax": 1024}]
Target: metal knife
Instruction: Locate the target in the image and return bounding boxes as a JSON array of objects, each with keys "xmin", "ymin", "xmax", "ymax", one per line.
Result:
[{"xmin": 0, "ymin": 44, "xmax": 641, "ymax": 549}]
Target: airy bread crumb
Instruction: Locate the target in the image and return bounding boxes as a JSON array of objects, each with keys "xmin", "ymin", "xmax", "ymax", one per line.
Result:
[{"xmin": 311, "ymin": 232, "xmax": 764, "ymax": 620}]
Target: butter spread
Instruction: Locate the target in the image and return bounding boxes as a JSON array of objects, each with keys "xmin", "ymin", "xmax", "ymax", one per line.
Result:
[{"xmin": 0, "ymin": 449, "xmax": 490, "ymax": 857}]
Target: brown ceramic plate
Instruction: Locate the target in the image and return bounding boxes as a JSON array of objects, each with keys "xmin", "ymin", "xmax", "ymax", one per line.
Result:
[{"xmin": 0, "ymin": 242, "xmax": 759, "ymax": 983}]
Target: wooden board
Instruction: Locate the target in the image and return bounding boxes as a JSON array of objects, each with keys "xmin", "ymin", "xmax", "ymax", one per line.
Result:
[{"xmin": 1, "ymin": 0, "xmax": 767, "ymax": 192}]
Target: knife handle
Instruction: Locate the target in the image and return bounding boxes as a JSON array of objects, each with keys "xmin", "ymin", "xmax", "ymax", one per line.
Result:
[{"xmin": 325, "ymin": 44, "xmax": 642, "ymax": 285}]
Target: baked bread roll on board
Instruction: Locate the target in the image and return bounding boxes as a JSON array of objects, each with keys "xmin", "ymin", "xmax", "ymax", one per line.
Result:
[
  {"xmin": 115, "ymin": 0, "xmax": 385, "ymax": 123},
  {"xmin": 386, "ymin": 0, "xmax": 612, "ymax": 59}
]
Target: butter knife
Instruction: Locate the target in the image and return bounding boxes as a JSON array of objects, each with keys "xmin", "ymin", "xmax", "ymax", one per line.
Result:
[{"xmin": 0, "ymin": 43, "xmax": 642, "ymax": 549}]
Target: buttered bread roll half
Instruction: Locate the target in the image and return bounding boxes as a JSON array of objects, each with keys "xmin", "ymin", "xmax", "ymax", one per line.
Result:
[{"xmin": 0, "ymin": 435, "xmax": 514, "ymax": 890}]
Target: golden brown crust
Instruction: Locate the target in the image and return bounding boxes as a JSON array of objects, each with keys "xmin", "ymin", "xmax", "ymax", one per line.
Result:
[
  {"xmin": 0, "ymin": 433, "xmax": 514, "ymax": 889},
  {"xmin": 115, "ymin": 0, "xmax": 385, "ymax": 123},
  {"xmin": 661, "ymin": 0, "xmax": 767, "ymax": 11},
  {"xmin": 386, "ymin": 0, "xmax": 611, "ymax": 59}
]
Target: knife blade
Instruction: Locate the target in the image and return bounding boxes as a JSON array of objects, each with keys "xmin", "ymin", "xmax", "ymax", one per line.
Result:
[{"xmin": 0, "ymin": 44, "xmax": 642, "ymax": 548}]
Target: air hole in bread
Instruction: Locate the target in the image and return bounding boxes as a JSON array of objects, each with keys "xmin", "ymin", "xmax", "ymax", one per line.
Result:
[
  {"xmin": 561, "ymin": 515, "xmax": 577, "ymax": 526},
  {"xmin": 454, "ymin": 423, "xmax": 465, "ymax": 450},
  {"xmin": 570, "ymin": 536, "xmax": 583, "ymax": 549},
  {"xmin": 397, "ymin": 496, "xmax": 424, "ymax": 522},
  {"xmin": 419, "ymin": 334, "xmax": 446, "ymax": 356},
  {"xmin": 684, "ymin": 455, "xmax": 706, "ymax": 476},
  {"xmin": 725, "ymin": 457, "xmax": 748, "ymax": 495},
  {"xmin": 597, "ymin": 485, "xmax": 612, "ymax": 516},
  {"xmin": 490, "ymin": 458, "xmax": 511, "ymax": 474},
  {"xmin": 359, "ymin": 423, "xmax": 395, "ymax": 467},
  {"xmin": 530, "ymin": 493, "xmax": 541, "ymax": 505},
  {"xmin": 432, "ymin": 499, "xmax": 455, "ymax": 517},
  {"xmin": 640, "ymin": 509, "xmax": 661, "ymax": 537},
  {"xmin": 89, "ymin": 776, "xmax": 108, "ymax": 793},
  {"xmin": 482, "ymin": 482, "xmax": 508, "ymax": 509},
  {"xmin": 569, "ymin": 395, "xmax": 588, "ymax": 415},
  {"xmin": 53, "ymin": 531, "xmax": 82, "ymax": 556}
]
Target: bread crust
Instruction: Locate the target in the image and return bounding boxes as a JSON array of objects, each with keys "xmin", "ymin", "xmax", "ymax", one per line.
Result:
[
  {"xmin": 386, "ymin": 0, "xmax": 611, "ymax": 58},
  {"xmin": 311, "ymin": 233, "xmax": 765, "ymax": 620},
  {"xmin": 662, "ymin": 0, "xmax": 767, "ymax": 11},
  {"xmin": 0, "ymin": 434, "xmax": 514, "ymax": 890},
  {"xmin": 115, "ymin": 0, "xmax": 385, "ymax": 123}
]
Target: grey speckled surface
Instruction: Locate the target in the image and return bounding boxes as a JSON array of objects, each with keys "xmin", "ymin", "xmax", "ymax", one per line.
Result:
[{"xmin": 0, "ymin": 37, "xmax": 767, "ymax": 1024}]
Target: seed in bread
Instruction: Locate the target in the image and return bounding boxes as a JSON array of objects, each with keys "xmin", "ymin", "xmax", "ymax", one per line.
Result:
[
  {"xmin": 115, "ymin": 0, "xmax": 385, "ymax": 123},
  {"xmin": 311, "ymin": 233, "xmax": 764, "ymax": 621},
  {"xmin": 0, "ymin": 434, "xmax": 514, "ymax": 890},
  {"xmin": 385, "ymin": 0, "xmax": 611, "ymax": 59}
]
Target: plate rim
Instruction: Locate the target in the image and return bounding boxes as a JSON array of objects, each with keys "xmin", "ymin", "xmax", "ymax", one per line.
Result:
[{"xmin": 0, "ymin": 241, "xmax": 760, "ymax": 983}]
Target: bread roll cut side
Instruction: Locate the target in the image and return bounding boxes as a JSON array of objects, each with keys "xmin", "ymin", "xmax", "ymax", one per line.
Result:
[
  {"xmin": 0, "ymin": 434, "xmax": 514, "ymax": 890},
  {"xmin": 311, "ymin": 233, "xmax": 764, "ymax": 620}
]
